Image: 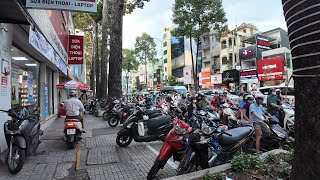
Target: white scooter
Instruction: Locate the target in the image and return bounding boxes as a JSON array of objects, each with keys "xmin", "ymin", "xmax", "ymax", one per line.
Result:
[{"xmin": 281, "ymin": 104, "xmax": 295, "ymax": 135}]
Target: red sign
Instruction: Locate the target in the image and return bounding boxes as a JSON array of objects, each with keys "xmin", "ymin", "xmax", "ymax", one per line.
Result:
[
  {"xmin": 68, "ymin": 35, "xmax": 84, "ymax": 64},
  {"xmin": 257, "ymin": 56, "xmax": 284, "ymax": 81},
  {"xmin": 240, "ymin": 70, "xmax": 257, "ymax": 77},
  {"xmin": 1, "ymin": 76, "xmax": 7, "ymax": 85},
  {"xmin": 256, "ymin": 36, "xmax": 270, "ymax": 49}
]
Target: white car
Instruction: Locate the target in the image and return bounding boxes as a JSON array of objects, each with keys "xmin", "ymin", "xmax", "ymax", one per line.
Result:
[{"xmin": 256, "ymin": 86, "xmax": 295, "ymax": 106}]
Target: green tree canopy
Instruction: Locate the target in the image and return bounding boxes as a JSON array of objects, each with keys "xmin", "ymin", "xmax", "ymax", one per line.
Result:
[
  {"xmin": 122, "ymin": 48, "xmax": 139, "ymax": 72},
  {"xmin": 134, "ymin": 32, "xmax": 157, "ymax": 65},
  {"xmin": 168, "ymin": 76, "xmax": 180, "ymax": 86},
  {"xmin": 172, "ymin": 0, "xmax": 227, "ymax": 38}
]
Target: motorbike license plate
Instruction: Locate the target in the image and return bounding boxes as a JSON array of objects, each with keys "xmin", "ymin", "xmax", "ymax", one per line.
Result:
[{"xmin": 67, "ymin": 129, "xmax": 76, "ymax": 135}]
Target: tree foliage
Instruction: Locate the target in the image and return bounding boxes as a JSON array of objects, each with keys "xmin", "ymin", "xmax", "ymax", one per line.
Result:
[
  {"xmin": 134, "ymin": 32, "xmax": 157, "ymax": 65},
  {"xmin": 172, "ymin": 0, "xmax": 227, "ymax": 38},
  {"xmin": 122, "ymin": 49, "xmax": 139, "ymax": 73},
  {"xmin": 168, "ymin": 76, "xmax": 180, "ymax": 86}
]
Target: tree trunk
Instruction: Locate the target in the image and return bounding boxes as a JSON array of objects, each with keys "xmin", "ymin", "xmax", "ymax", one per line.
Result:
[
  {"xmin": 145, "ymin": 61, "xmax": 148, "ymax": 89},
  {"xmin": 90, "ymin": 32, "xmax": 95, "ymax": 94},
  {"xmin": 94, "ymin": 20, "xmax": 100, "ymax": 98},
  {"xmin": 195, "ymin": 37, "xmax": 200, "ymax": 91},
  {"xmin": 190, "ymin": 36, "xmax": 197, "ymax": 92},
  {"xmin": 100, "ymin": 0, "xmax": 109, "ymax": 99},
  {"xmin": 282, "ymin": 1, "xmax": 320, "ymax": 179},
  {"xmin": 108, "ymin": 0, "xmax": 124, "ymax": 101}
]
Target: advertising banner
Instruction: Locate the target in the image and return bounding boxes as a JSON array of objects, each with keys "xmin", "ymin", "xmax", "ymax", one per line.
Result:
[
  {"xmin": 68, "ymin": 35, "xmax": 84, "ymax": 64},
  {"xmin": 256, "ymin": 36, "xmax": 271, "ymax": 50},
  {"xmin": 257, "ymin": 56, "xmax": 284, "ymax": 81},
  {"xmin": 183, "ymin": 66, "xmax": 192, "ymax": 84},
  {"xmin": 211, "ymin": 74, "xmax": 222, "ymax": 84},
  {"xmin": 26, "ymin": 0, "xmax": 97, "ymax": 13},
  {"xmin": 201, "ymin": 67, "xmax": 211, "ymax": 85}
]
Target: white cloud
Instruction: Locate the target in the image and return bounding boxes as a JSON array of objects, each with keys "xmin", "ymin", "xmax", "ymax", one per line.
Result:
[{"xmin": 123, "ymin": 0, "xmax": 173, "ymax": 57}]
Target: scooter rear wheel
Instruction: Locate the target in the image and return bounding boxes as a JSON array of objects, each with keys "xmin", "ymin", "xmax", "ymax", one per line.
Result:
[
  {"xmin": 108, "ymin": 115, "xmax": 119, "ymax": 127},
  {"xmin": 116, "ymin": 134, "xmax": 132, "ymax": 147},
  {"xmin": 7, "ymin": 144, "xmax": 25, "ymax": 174}
]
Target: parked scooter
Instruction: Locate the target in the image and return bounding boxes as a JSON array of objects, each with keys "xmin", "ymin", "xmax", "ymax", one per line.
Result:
[
  {"xmin": 106, "ymin": 102, "xmax": 135, "ymax": 127},
  {"xmin": 147, "ymin": 119, "xmax": 192, "ymax": 180},
  {"xmin": 116, "ymin": 107, "xmax": 171, "ymax": 147},
  {"xmin": 177, "ymin": 121, "xmax": 253, "ymax": 175},
  {"xmin": 88, "ymin": 99, "xmax": 98, "ymax": 114},
  {"xmin": 2, "ymin": 108, "xmax": 43, "ymax": 174},
  {"xmin": 280, "ymin": 104, "xmax": 295, "ymax": 135},
  {"xmin": 248, "ymin": 116, "xmax": 294, "ymax": 152},
  {"xmin": 64, "ymin": 116, "xmax": 83, "ymax": 149}
]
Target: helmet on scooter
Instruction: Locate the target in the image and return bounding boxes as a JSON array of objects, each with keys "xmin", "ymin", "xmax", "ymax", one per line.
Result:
[
  {"xmin": 245, "ymin": 95, "xmax": 254, "ymax": 101},
  {"xmin": 255, "ymin": 94, "xmax": 264, "ymax": 100}
]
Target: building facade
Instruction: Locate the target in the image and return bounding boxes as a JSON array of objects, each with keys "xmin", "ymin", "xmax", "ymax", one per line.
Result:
[{"xmin": 0, "ymin": 2, "xmax": 85, "ymax": 156}]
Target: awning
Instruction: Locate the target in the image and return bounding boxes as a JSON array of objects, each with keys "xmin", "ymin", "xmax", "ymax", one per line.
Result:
[
  {"xmin": 0, "ymin": 0, "xmax": 29, "ymax": 25},
  {"xmin": 57, "ymin": 80, "xmax": 89, "ymax": 91}
]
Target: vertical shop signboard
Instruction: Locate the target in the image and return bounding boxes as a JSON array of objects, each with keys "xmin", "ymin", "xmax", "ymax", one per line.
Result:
[
  {"xmin": 68, "ymin": 35, "xmax": 84, "ymax": 64},
  {"xmin": 1, "ymin": 76, "xmax": 8, "ymax": 96},
  {"xmin": 44, "ymin": 83, "xmax": 48, "ymax": 119},
  {"xmin": 28, "ymin": 72, "xmax": 33, "ymax": 103},
  {"xmin": 11, "ymin": 65, "xmax": 20, "ymax": 104}
]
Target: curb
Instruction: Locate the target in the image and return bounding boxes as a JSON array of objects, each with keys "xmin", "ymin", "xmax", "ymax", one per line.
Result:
[{"xmin": 162, "ymin": 149, "xmax": 288, "ymax": 180}]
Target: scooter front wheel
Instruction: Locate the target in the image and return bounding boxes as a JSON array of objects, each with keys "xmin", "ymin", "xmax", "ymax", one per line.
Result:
[
  {"xmin": 7, "ymin": 144, "xmax": 25, "ymax": 174},
  {"xmin": 116, "ymin": 134, "xmax": 132, "ymax": 147},
  {"xmin": 147, "ymin": 159, "xmax": 162, "ymax": 180},
  {"xmin": 67, "ymin": 142, "xmax": 76, "ymax": 149}
]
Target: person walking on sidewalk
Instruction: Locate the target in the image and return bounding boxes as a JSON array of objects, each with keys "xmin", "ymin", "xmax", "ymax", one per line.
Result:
[
  {"xmin": 80, "ymin": 90, "xmax": 88, "ymax": 116},
  {"xmin": 64, "ymin": 91, "xmax": 85, "ymax": 130}
]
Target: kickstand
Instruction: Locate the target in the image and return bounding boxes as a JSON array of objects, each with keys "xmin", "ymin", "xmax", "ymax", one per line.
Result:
[{"xmin": 143, "ymin": 142, "xmax": 147, "ymax": 149}]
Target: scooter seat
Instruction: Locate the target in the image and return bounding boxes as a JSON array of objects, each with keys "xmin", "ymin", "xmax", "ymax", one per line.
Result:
[
  {"xmin": 147, "ymin": 115, "xmax": 171, "ymax": 129},
  {"xmin": 218, "ymin": 127, "xmax": 253, "ymax": 145},
  {"xmin": 145, "ymin": 109, "xmax": 162, "ymax": 116}
]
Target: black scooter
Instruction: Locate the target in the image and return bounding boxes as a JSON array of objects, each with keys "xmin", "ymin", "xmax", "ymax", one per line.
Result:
[
  {"xmin": 2, "ymin": 108, "xmax": 43, "ymax": 174},
  {"xmin": 248, "ymin": 116, "xmax": 294, "ymax": 151},
  {"xmin": 178, "ymin": 118, "xmax": 253, "ymax": 175},
  {"xmin": 116, "ymin": 107, "xmax": 172, "ymax": 147}
]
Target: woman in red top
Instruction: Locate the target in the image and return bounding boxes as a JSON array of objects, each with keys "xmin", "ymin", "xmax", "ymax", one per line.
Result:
[{"xmin": 210, "ymin": 95, "xmax": 219, "ymax": 109}]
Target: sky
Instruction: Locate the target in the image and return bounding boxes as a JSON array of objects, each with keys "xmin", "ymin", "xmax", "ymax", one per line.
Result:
[{"xmin": 123, "ymin": 0, "xmax": 286, "ymax": 57}]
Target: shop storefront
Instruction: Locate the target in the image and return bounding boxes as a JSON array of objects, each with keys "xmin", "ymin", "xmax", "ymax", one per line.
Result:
[
  {"xmin": 11, "ymin": 46, "xmax": 40, "ymax": 109},
  {"xmin": 222, "ymin": 69, "xmax": 239, "ymax": 92},
  {"xmin": 239, "ymin": 69, "xmax": 258, "ymax": 91}
]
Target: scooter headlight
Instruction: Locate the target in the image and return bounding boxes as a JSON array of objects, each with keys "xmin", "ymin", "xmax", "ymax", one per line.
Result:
[
  {"xmin": 201, "ymin": 121, "xmax": 215, "ymax": 135},
  {"xmin": 143, "ymin": 115, "xmax": 149, "ymax": 121}
]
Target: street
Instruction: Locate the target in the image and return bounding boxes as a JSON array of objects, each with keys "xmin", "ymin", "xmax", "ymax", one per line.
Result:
[{"xmin": 0, "ymin": 115, "xmax": 178, "ymax": 180}]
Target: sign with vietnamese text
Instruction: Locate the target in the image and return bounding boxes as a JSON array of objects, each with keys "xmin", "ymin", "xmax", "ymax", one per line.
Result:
[
  {"xmin": 257, "ymin": 56, "xmax": 284, "ymax": 81},
  {"xmin": 26, "ymin": 0, "xmax": 97, "ymax": 13},
  {"xmin": 68, "ymin": 35, "xmax": 84, "ymax": 65}
]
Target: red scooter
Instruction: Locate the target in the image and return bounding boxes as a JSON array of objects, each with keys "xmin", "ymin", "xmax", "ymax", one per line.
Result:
[{"xmin": 147, "ymin": 119, "xmax": 192, "ymax": 180}]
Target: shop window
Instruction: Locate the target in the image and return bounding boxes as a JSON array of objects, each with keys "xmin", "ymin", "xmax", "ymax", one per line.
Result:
[
  {"xmin": 221, "ymin": 40, "xmax": 227, "ymax": 49},
  {"xmin": 222, "ymin": 57, "xmax": 228, "ymax": 65},
  {"xmin": 163, "ymin": 41, "xmax": 167, "ymax": 47},
  {"xmin": 11, "ymin": 46, "xmax": 40, "ymax": 109}
]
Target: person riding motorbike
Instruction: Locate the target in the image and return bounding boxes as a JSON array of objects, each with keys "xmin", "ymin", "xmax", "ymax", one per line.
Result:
[
  {"xmin": 177, "ymin": 94, "xmax": 189, "ymax": 113},
  {"xmin": 64, "ymin": 91, "xmax": 85, "ymax": 132},
  {"xmin": 241, "ymin": 95, "xmax": 254, "ymax": 125},
  {"xmin": 267, "ymin": 88, "xmax": 283, "ymax": 116},
  {"xmin": 197, "ymin": 93, "xmax": 210, "ymax": 111},
  {"xmin": 250, "ymin": 94, "xmax": 272, "ymax": 153}
]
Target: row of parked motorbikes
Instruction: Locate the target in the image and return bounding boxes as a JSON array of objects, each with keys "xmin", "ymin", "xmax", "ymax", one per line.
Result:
[{"xmin": 96, "ymin": 97, "xmax": 295, "ymax": 179}]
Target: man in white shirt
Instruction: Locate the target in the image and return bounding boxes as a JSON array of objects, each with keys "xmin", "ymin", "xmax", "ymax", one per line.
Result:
[{"xmin": 64, "ymin": 91, "xmax": 85, "ymax": 129}]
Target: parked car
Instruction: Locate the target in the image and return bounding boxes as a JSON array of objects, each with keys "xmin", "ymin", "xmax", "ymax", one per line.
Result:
[
  {"xmin": 202, "ymin": 89, "xmax": 240, "ymax": 105},
  {"xmin": 160, "ymin": 86, "xmax": 187, "ymax": 95},
  {"xmin": 256, "ymin": 86, "xmax": 295, "ymax": 106}
]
